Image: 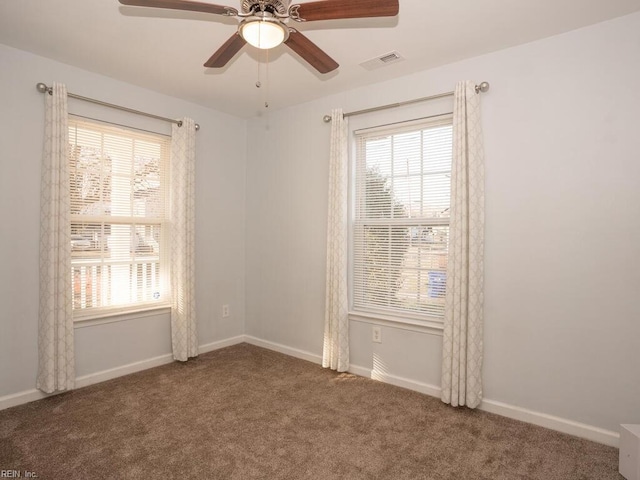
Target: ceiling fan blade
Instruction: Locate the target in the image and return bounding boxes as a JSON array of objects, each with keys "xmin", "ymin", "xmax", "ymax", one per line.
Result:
[
  {"xmin": 118, "ymin": 0, "xmax": 238, "ymax": 16},
  {"xmin": 291, "ymin": 0, "xmax": 398, "ymax": 22},
  {"xmin": 204, "ymin": 33, "xmax": 246, "ymax": 68},
  {"xmin": 285, "ymin": 29, "xmax": 338, "ymax": 74}
]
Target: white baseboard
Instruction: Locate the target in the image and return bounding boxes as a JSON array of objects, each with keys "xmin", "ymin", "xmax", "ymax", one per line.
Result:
[
  {"xmin": 479, "ymin": 399, "xmax": 620, "ymax": 447},
  {"xmin": 243, "ymin": 335, "xmax": 323, "ymax": 365},
  {"xmin": 0, "ymin": 352, "xmax": 177, "ymax": 412},
  {"xmin": 0, "ymin": 389, "xmax": 53, "ymax": 411},
  {"xmin": 75, "ymin": 353, "xmax": 174, "ymax": 389},
  {"xmin": 199, "ymin": 335, "xmax": 245, "ymax": 354},
  {"xmin": 0, "ymin": 335, "xmax": 246, "ymax": 412},
  {"xmin": 245, "ymin": 338, "xmax": 620, "ymax": 448},
  {"xmin": 1, "ymin": 334, "xmax": 621, "ymax": 448},
  {"xmin": 349, "ymin": 363, "xmax": 442, "ymax": 398},
  {"xmin": 347, "ymin": 363, "xmax": 619, "ymax": 448}
]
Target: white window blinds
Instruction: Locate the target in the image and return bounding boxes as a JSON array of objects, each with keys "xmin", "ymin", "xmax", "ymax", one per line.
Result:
[
  {"xmin": 68, "ymin": 117, "xmax": 170, "ymax": 317},
  {"xmin": 353, "ymin": 117, "xmax": 453, "ymax": 320}
]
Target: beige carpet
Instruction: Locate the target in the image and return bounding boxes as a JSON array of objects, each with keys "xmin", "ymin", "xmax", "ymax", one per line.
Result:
[{"xmin": 0, "ymin": 343, "xmax": 622, "ymax": 479}]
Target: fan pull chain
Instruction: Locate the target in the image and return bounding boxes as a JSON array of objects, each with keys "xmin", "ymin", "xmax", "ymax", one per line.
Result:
[
  {"xmin": 254, "ymin": 47, "xmax": 270, "ymax": 110},
  {"xmin": 265, "ymin": 48, "xmax": 270, "ymax": 109},
  {"xmin": 256, "ymin": 50, "xmax": 262, "ymax": 89}
]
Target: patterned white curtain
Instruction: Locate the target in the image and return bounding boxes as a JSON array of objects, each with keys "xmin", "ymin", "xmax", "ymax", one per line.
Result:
[
  {"xmin": 322, "ymin": 109, "xmax": 349, "ymax": 372},
  {"xmin": 441, "ymin": 81, "xmax": 485, "ymax": 408},
  {"xmin": 37, "ymin": 82, "xmax": 75, "ymax": 393},
  {"xmin": 170, "ymin": 118, "xmax": 198, "ymax": 361}
]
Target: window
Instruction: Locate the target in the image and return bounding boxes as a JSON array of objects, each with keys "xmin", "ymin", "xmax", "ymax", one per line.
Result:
[
  {"xmin": 68, "ymin": 117, "xmax": 170, "ymax": 318},
  {"xmin": 352, "ymin": 117, "xmax": 453, "ymax": 321}
]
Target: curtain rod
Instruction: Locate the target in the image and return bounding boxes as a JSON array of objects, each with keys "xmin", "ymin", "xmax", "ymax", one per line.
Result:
[
  {"xmin": 36, "ymin": 83, "xmax": 200, "ymax": 131},
  {"xmin": 322, "ymin": 81, "xmax": 490, "ymax": 123}
]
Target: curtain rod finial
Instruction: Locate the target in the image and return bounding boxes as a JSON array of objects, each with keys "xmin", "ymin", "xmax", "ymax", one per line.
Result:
[
  {"xmin": 476, "ymin": 82, "xmax": 490, "ymax": 94},
  {"xmin": 36, "ymin": 83, "xmax": 49, "ymax": 93},
  {"xmin": 323, "ymin": 115, "xmax": 332, "ymax": 123}
]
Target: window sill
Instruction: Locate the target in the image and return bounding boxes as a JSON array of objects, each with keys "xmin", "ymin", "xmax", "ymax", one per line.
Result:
[
  {"xmin": 73, "ymin": 304, "xmax": 172, "ymax": 329},
  {"xmin": 348, "ymin": 311, "xmax": 444, "ymax": 336}
]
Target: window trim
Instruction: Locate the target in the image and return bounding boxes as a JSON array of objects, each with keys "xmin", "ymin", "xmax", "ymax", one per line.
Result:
[
  {"xmin": 348, "ymin": 311, "xmax": 444, "ymax": 335},
  {"xmin": 74, "ymin": 305, "xmax": 172, "ymax": 328},
  {"xmin": 68, "ymin": 115, "xmax": 171, "ymax": 321},
  {"xmin": 348, "ymin": 115, "xmax": 453, "ymax": 327}
]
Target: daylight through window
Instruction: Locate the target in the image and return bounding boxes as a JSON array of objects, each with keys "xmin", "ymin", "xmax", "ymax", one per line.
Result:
[
  {"xmin": 352, "ymin": 117, "xmax": 453, "ymax": 320},
  {"xmin": 68, "ymin": 117, "xmax": 170, "ymax": 317}
]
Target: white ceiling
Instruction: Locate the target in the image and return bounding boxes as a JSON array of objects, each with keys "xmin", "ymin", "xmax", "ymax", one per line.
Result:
[{"xmin": 2, "ymin": 0, "xmax": 640, "ymax": 118}]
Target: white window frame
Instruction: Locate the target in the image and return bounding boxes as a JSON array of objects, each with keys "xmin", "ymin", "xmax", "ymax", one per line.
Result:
[
  {"xmin": 349, "ymin": 115, "xmax": 453, "ymax": 331},
  {"xmin": 68, "ymin": 116, "xmax": 172, "ymax": 322}
]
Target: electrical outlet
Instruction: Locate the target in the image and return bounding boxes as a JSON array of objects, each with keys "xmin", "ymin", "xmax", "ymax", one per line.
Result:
[
  {"xmin": 222, "ymin": 304, "xmax": 230, "ymax": 318},
  {"xmin": 372, "ymin": 326, "xmax": 382, "ymax": 343}
]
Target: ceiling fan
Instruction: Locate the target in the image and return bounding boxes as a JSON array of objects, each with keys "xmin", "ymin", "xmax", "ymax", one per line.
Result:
[{"xmin": 118, "ymin": 0, "xmax": 399, "ymax": 73}]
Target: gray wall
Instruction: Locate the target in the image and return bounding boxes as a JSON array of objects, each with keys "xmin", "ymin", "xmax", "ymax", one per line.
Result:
[
  {"xmin": 245, "ymin": 12, "xmax": 640, "ymax": 434},
  {"xmin": 2, "ymin": 11, "xmax": 639, "ymax": 440},
  {"xmin": 0, "ymin": 43, "xmax": 247, "ymax": 395}
]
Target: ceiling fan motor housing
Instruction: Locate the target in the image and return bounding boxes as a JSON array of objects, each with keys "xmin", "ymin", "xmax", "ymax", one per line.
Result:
[{"xmin": 241, "ymin": 0, "xmax": 289, "ymax": 16}]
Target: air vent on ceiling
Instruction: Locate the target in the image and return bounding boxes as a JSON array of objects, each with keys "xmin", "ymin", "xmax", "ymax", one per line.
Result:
[{"xmin": 360, "ymin": 51, "xmax": 404, "ymax": 70}]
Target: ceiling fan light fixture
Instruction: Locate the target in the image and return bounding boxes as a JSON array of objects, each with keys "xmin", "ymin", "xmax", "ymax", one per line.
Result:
[{"xmin": 239, "ymin": 16, "xmax": 288, "ymax": 50}]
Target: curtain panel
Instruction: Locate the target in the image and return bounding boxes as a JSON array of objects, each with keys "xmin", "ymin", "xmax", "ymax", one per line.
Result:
[
  {"xmin": 170, "ymin": 118, "xmax": 198, "ymax": 361},
  {"xmin": 441, "ymin": 81, "xmax": 486, "ymax": 408},
  {"xmin": 322, "ymin": 109, "xmax": 349, "ymax": 372},
  {"xmin": 37, "ymin": 82, "xmax": 75, "ymax": 393}
]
